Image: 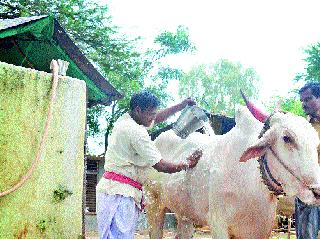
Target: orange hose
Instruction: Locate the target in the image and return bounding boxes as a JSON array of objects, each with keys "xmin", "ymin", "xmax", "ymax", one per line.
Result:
[{"xmin": 0, "ymin": 60, "xmax": 59, "ymax": 198}]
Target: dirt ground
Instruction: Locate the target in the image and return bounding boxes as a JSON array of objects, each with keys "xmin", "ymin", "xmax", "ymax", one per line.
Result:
[
  {"xmin": 134, "ymin": 231, "xmax": 296, "ymax": 239},
  {"xmin": 86, "ymin": 229, "xmax": 297, "ymax": 239}
]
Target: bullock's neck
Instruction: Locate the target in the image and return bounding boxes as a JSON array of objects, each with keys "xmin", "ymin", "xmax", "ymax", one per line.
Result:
[{"xmin": 243, "ymin": 158, "xmax": 278, "ymax": 204}]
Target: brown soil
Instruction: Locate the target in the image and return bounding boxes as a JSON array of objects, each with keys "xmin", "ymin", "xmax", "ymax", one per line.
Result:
[{"xmin": 86, "ymin": 229, "xmax": 296, "ymax": 239}]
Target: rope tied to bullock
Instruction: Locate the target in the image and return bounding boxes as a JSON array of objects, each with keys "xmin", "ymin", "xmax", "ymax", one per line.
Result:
[
  {"xmin": 257, "ymin": 112, "xmax": 320, "ymax": 198},
  {"xmin": 257, "ymin": 114, "xmax": 285, "ymax": 197}
]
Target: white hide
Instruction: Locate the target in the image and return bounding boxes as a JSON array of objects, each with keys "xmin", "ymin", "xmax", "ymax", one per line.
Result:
[{"xmin": 145, "ymin": 106, "xmax": 320, "ymax": 239}]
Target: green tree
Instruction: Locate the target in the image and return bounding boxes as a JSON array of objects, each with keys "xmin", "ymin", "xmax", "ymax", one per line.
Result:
[
  {"xmin": 0, "ymin": 0, "xmax": 145, "ymax": 135},
  {"xmin": 275, "ymin": 42, "xmax": 320, "ymax": 117},
  {"xmin": 0, "ymin": 1, "xmax": 196, "ymax": 151},
  {"xmin": 279, "ymin": 96, "xmax": 305, "ymax": 116},
  {"xmin": 179, "ymin": 59, "xmax": 260, "ymax": 116},
  {"xmin": 154, "ymin": 25, "xmax": 196, "ymax": 56},
  {"xmin": 295, "ymin": 43, "xmax": 320, "ymax": 83},
  {"xmin": 99, "ymin": 26, "xmax": 195, "ymax": 151},
  {"xmin": 265, "ymin": 93, "xmax": 306, "ymax": 117}
]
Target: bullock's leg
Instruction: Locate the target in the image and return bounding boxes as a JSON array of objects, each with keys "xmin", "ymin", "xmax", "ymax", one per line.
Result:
[
  {"xmin": 175, "ymin": 215, "xmax": 195, "ymax": 239},
  {"xmin": 209, "ymin": 207, "xmax": 230, "ymax": 239},
  {"xmin": 146, "ymin": 203, "xmax": 166, "ymax": 239},
  {"xmin": 209, "ymin": 221, "xmax": 230, "ymax": 239},
  {"xmin": 234, "ymin": 214, "xmax": 275, "ymax": 239}
]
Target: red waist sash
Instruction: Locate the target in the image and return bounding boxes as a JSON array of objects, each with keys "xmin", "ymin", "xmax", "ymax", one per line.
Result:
[{"xmin": 103, "ymin": 171, "xmax": 144, "ymax": 210}]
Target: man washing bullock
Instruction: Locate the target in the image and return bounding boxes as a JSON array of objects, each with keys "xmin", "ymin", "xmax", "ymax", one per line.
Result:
[
  {"xmin": 144, "ymin": 90, "xmax": 320, "ymax": 238},
  {"xmin": 95, "ymin": 91, "xmax": 203, "ymax": 239},
  {"xmin": 95, "ymin": 86, "xmax": 320, "ymax": 239}
]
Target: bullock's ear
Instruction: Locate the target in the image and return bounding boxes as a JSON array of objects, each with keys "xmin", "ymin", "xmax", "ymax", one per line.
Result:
[
  {"xmin": 240, "ymin": 127, "xmax": 276, "ymax": 162},
  {"xmin": 239, "ymin": 145, "xmax": 267, "ymax": 162}
]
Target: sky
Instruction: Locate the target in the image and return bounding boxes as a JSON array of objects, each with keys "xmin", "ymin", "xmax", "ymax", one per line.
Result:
[
  {"xmin": 104, "ymin": 0, "xmax": 320, "ymax": 101},
  {"xmin": 88, "ymin": 0, "xmax": 320, "ymax": 154}
]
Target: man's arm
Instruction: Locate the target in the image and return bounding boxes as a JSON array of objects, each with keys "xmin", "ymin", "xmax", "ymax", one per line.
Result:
[
  {"xmin": 152, "ymin": 149, "xmax": 202, "ymax": 174},
  {"xmin": 155, "ymin": 97, "xmax": 196, "ymax": 123}
]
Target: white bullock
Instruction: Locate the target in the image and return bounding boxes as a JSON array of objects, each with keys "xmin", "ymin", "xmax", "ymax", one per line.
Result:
[{"xmin": 144, "ymin": 105, "xmax": 320, "ymax": 239}]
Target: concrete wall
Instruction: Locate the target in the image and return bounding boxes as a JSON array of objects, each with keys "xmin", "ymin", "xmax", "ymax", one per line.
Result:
[{"xmin": 0, "ymin": 62, "xmax": 87, "ymax": 239}]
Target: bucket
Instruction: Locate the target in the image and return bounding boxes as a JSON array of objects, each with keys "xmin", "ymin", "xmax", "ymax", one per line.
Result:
[{"xmin": 172, "ymin": 105, "xmax": 209, "ymax": 139}]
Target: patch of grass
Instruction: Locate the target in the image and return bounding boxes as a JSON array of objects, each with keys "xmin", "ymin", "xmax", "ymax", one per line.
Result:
[
  {"xmin": 36, "ymin": 219, "xmax": 48, "ymax": 233},
  {"xmin": 53, "ymin": 185, "xmax": 73, "ymax": 203},
  {"xmin": 36, "ymin": 218, "xmax": 57, "ymax": 234}
]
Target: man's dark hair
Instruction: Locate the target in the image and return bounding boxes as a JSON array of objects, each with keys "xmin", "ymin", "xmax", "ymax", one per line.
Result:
[
  {"xmin": 299, "ymin": 82, "xmax": 320, "ymax": 98},
  {"xmin": 130, "ymin": 90, "xmax": 160, "ymax": 111}
]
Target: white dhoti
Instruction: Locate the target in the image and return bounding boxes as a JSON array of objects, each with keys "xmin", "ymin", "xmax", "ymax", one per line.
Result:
[{"xmin": 96, "ymin": 193, "xmax": 140, "ymax": 239}]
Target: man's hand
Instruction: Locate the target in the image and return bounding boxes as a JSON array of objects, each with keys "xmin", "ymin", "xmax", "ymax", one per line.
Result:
[
  {"xmin": 181, "ymin": 97, "xmax": 196, "ymax": 108},
  {"xmin": 153, "ymin": 149, "xmax": 203, "ymax": 173},
  {"xmin": 155, "ymin": 97, "xmax": 197, "ymax": 123},
  {"xmin": 186, "ymin": 149, "xmax": 203, "ymax": 169}
]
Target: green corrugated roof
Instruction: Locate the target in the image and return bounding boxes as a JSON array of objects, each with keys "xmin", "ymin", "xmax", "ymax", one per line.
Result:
[{"xmin": 0, "ymin": 15, "xmax": 123, "ymax": 106}]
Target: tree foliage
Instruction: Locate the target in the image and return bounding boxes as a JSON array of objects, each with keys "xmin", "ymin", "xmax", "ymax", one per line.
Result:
[
  {"xmin": 179, "ymin": 59, "xmax": 260, "ymax": 116},
  {"xmin": 295, "ymin": 43, "xmax": 320, "ymax": 83},
  {"xmin": 0, "ymin": 1, "xmax": 196, "ymax": 146},
  {"xmin": 1, "ymin": 0, "xmax": 143, "ymax": 134},
  {"xmin": 292, "ymin": 42, "xmax": 320, "ymax": 115},
  {"xmin": 273, "ymin": 42, "xmax": 320, "ymax": 117},
  {"xmin": 265, "ymin": 93, "xmax": 305, "ymax": 117},
  {"xmin": 279, "ymin": 96, "xmax": 305, "ymax": 117},
  {"xmin": 154, "ymin": 25, "xmax": 196, "ymax": 55},
  {"xmin": 265, "ymin": 41, "xmax": 320, "ymax": 117}
]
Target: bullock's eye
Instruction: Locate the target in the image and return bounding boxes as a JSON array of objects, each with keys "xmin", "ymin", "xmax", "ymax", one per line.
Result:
[{"xmin": 283, "ymin": 135, "xmax": 293, "ymax": 144}]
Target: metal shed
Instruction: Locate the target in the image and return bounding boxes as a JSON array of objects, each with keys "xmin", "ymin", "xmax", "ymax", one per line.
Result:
[{"xmin": 0, "ymin": 15, "xmax": 123, "ymax": 106}]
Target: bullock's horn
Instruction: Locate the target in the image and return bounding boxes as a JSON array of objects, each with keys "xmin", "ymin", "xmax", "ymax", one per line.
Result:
[
  {"xmin": 240, "ymin": 90, "xmax": 269, "ymax": 123},
  {"xmin": 274, "ymin": 100, "xmax": 281, "ymax": 113}
]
